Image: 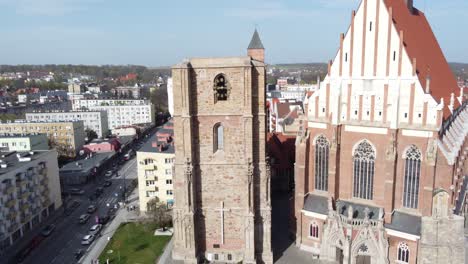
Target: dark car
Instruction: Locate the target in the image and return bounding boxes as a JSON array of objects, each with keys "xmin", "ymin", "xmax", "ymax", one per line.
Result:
[
  {"xmin": 74, "ymin": 249, "xmax": 84, "ymax": 260},
  {"xmin": 103, "ymin": 180, "xmax": 112, "ymax": 187},
  {"xmin": 87, "ymin": 205, "xmax": 97, "ymax": 214},
  {"xmin": 98, "ymin": 215, "xmax": 110, "ymax": 225},
  {"xmin": 40, "ymin": 224, "xmax": 56, "ymax": 237},
  {"xmin": 71, "ymin": 200, "xmax": 81, "ymax": 208},
  {"xmin": 95, "ymin": 187, "xmax": 104, "ymax": 194},
  {"xmin": 69, "ymin": 188, "xmax": 85, "ymax": 195},
  {"xmin": 107, "ymin": 207, "xmax": 117, "ymax": 218}
]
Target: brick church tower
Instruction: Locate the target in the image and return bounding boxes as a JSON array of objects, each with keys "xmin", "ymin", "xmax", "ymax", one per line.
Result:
[{"xmin": 171, "ymin": 31, "xmax": 273, "ymax": 263}]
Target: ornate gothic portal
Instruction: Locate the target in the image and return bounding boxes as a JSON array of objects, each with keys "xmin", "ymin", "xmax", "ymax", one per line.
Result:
[
  {"xmin": 171, "ymin": 31, "xmax": 273, "ymax": 264},
  {"xmin": 320, "ymin": 201, "xmax": 389, "ymax": 264}
]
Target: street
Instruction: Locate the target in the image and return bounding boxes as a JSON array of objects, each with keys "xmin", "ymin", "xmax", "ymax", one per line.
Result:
[{"xmin": 21, "ymin": 158, "xmax": 138, "ymax": 264}]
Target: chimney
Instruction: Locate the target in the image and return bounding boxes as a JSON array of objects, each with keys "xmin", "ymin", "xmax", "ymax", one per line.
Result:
[{"xmin": 405, "ymin": 0, "xmax": 414, "ymax": 14}]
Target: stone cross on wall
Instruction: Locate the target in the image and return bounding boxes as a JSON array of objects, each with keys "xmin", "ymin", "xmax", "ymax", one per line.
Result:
[{"xmin": 215, "ymin": 201, "xmax": 229, "ymax": 245}]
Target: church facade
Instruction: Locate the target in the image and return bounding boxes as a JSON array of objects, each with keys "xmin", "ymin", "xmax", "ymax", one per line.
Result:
[
  {"xmin": 171, "ymin": 31, "xmax": 273, "ymax": 263},
  {"xmin": 294, "ymin": 0, "xmax": 467, "ymax": 264}
]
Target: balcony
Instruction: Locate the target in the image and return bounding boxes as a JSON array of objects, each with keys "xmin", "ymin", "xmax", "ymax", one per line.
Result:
[
  {"xmin": 3, "ymin": 185, "xmax": 14, "ymax": 195},
  {"xmin": 7, "ymin": 212, "xmax": 17, "ymax": 222},
  {"xmin": 6, "ymin": 199, "xmax": 16, "ymax": 208}
]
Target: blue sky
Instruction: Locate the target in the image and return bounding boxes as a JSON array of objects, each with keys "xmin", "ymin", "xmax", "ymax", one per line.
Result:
[{"xmin": 0, "ymin": 0, "xmax": 466, "ymax": 66}]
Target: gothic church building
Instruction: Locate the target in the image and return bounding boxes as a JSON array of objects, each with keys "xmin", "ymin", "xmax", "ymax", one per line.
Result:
[
  {"xmin": 171, "ymin": 31, "xmax": 273, "ymax": 263},
  {"xmin": 294, "ymin": 0, "xmax": 467, "ymax": 263}
]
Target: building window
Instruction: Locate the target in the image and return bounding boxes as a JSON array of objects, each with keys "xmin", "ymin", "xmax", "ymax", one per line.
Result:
[
  {"xmin": 369, "ymin": 21, "xmax": 373, "ymax": 31},
  {"xmin": 397, "ymin": 242, "xmax": 410, "ymax": 263},
  {"xmin": 345, "ymin": 53, "xmax": 348, "ymax": 62},
  {"xmin": 227, "ymin": 254, "xmax": 232, "ymax": 261},
  {"xmin": 167, "ymin": 190, "xmax": 173, "ymax": 195},
  {"xmin": 214, "ymin": 74, "xmax": 230, "ymax": 102},
  {"xmin": 166, "ymin": 179, "xmax": 172, "ymax": 185},
  {"xmin": 353, "ymin": 140, "xmax": 375, "ymax": 200},
  {"xmin": 309, "ymin": 223, "xmax": 319, "ymax": 238},
  {"xmin": 213, "ymin": 123, "xmax": 224, "ymax": 152},
  {"xmin": 393, "ymin": 51, "xmax": 397, "ymax": 61},
  {"xmin": 314, "ymin": 135, "xmax": 329, "ymax": 191},
  {"xmin": 146, "ymin": 180, "xmax": 155, "ymax": 186},
  {"xmin": 403, "ymin": 145, "xmax": 421, "ymax": 209}
]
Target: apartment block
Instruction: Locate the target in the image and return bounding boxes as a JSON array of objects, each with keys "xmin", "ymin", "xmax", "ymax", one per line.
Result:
[
  {"xmin": 0, "ymin": 134, "xmax": 49, "ymax": 152},
  {"xmin": 71, "ymin": 99, "xmax": 154, "ymax": 131},
  {"xmin": 25, "ymin": 110, "xmax": 109, "ymax": 138},
  {"xmin": 0, "ymin": 150, "xmax": 62, "ymax": 252},
  {"xmin": 137, "ymin": 125, "xmax": 174, "ymax": 212},
  {"xmin": 0, "ymin": 121, "xmax": 85, "ymax": 158}
]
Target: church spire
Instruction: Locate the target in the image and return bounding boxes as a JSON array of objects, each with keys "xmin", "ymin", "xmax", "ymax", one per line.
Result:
[{"xmin": 247, "ymin": 29, "xmax": 265, "ymax": 62}]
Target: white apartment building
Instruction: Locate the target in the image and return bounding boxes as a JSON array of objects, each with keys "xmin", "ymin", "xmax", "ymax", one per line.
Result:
[
  {"xmin": 25, "ymin": 111, "xmax": 109, "ymax": 138},
  {"xmin": 0, "ymin": 150, "xmax": 62, "ymax": 251},
  {"xmin": 137, "ymin": 129, "xmax": 174, "ymax": 212},
  {"xmin": 0, "ymin": 134, "xmax": 49, "ymax": 152},
  {"xmin": 72, "ymin": 99, "xmax": 155, "ymax": 131}
]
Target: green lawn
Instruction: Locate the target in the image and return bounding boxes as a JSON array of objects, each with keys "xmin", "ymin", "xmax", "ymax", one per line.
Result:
[{"xmin": 98, "ymin": 222, "xmax": 171, "ymax": 264}]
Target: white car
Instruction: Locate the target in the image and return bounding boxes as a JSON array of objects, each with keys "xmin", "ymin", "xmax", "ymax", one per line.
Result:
[
  {"xmin": 89, "ymin": 224, "xmax": 102, "ymax": 236},
  {"xmin": 81, "ymin": 234, "xmax": 95, "ymax": 245}
]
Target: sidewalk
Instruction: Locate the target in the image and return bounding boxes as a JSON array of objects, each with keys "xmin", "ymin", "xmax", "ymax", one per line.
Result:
[
  {"xmin": 3, "ymin": 206, "xmax": 65, "ymax": 264},
  {"xmin": 79, "ymin": 190, "xmax": 141, "ymax": 264}
]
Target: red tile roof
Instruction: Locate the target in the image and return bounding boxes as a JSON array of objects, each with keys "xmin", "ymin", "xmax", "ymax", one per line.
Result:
[{"xmin": 384, "ymin": 0, "xmax": 460, "ymax": 118}]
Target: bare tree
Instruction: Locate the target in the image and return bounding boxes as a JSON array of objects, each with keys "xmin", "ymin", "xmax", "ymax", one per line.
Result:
[{"xmin": 145, "ymin": 198, "xmax": 172, "ymax": 231}]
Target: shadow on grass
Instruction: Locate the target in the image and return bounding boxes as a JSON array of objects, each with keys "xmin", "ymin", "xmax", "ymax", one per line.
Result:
[{"xmin": 134, "ymin": 243, "xmax": 149, "ymax": 251}]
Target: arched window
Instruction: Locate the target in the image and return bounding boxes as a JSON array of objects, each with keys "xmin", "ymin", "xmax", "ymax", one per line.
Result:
[
  {"xmin": 309, "ymin": 223, "xmax": 319, "ymax": 238},
  {"xmin": 353, "ymin": 140, "xmax": 375, "ymax": 200},
  {"xmin": 213, "ymin": 74, "xmax": 230, "ymax": 102},
  {"xmin": 397, "ymin": 242, "xmax": 410, "ymax": 263},
  {"xmin": 403, "ymin": 145, "xmax": 421, "ymax": 209},
  {"xmin": 213, "ymin": 123, "xmax": 224, "ymax": 152},
  {"xmin": 315, "ymin": 135, "xmax": 329, "ymax": 191}
]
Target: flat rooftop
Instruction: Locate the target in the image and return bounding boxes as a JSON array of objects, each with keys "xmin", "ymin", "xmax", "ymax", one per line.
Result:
[{"xmin": 0, "ymin": 150, "xmax": 53, "ymax": 177}]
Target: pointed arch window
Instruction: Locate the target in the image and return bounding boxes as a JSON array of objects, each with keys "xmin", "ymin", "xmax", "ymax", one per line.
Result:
[
  {"xmin": 213, "ymin": 123, "xmax": 224, "ymax": 152},
  {"xmin": 397, "ymin": 242, "xmax": 410, "ymax": 263},
  {"xmin": 353, "ymin": 140, "xmax": 375, "ymax": 200},
  {"xmin": 213, "ymin": 74, "xmax": 230, "ymax": 102},
  {"xmin": 315, "ymin": 135, "xmax": 329, "ymax": 191},
  {"xmin": 403, "ymin": 145, "xmax": 421, "ymax": 209},
  {"xmin": 309, "ymin": 223, "xmax": 319, "ymax": 238}
]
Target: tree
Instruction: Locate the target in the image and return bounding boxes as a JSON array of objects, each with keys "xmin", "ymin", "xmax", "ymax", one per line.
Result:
[
  {"xmin": 145, "ymin": 198, "xmax": 172, "ymax": 231},
  {"xmin": 85, "ymin": 128, "xmax": 98, "ymax": 142}
]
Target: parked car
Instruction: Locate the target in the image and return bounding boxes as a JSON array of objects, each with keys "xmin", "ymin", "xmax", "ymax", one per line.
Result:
[
  {"xmin": 104, "ymin": 170, "xmax": 113, "ymax": 178},
  {"xmin": 98, "ymin": 215, "xmax": 110, "ymax": 225},
  {"xmin": 69, "ymin": 188, "xmax": 85, "ymax": 195},
  {"xmin": 74, "ymin": 249, "xmax": 84, "ymax": 260},
  {"xmin": 103, "ymin": 180, "xmax": 112, "ymax": 187},
  {"xmin": 81, "ymin": 234, "xmax": 95, "ymax": 245},
  {"xmin": 107, "ymin": 207, "xmax": 117, "ymax": 218},
  {"xmin": 40, "ymin": 224, "xmax": 56, "ymax": 237},
  {"xmin": 95, "ymin": 187, "xmax": 104, "ymax": 195},
  {"xmin": 71, "ymin": 200, "xmax": 81, "ymax": 208},
  {"xmin": 87, "ymin": 205, "xmax": 97, "ymax": 214},
  {"xmin": 78, "ymin": 214, "xmax": 90, "ymax": 224},
  {"xmin": 89, "ymin": 224, "xmax": 102, "ymax": 236}
]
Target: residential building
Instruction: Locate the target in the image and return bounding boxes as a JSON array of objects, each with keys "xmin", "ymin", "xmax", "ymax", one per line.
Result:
[
  {"xmin": 71, "ymin": 99, "xmax": 154, "ymax": 131},
  {"xmin": 0, "ymin": 150, "xmax": 62, "ymax": 252},
  {"xmin": 267, "ymin": 99, "xmax": 303, "ymax": 134},
  {"xmin": 68, "ymin": 82, "xmax": 83, "ymax": 94},
  {"xmin": 0, "ymin": 121, "xmax": 85, "ymax": 158},
  {"xmin": 167, "ymin": 78, "xmax": 174, "ymax": 116},
  {"xmin": 294, "ymin": 1, "xmax": 466, "ymax": 263},
  {"xmin": 25, "ymin": 110, "xmax": 109, "ymax": 138},
  {"xmin": 171, "ymin": 30, "xmax": 273, "ymax": 263},
  {"xmin": 137, "ymin": 126, "xmax": 174, "ymax": 213},
  {"xmin": 83, "ymin": 138, "xmax": 121, "ymax": 153},
  {"xmin": 110, "ymin": 85, "xmax": 141, "ymax": 99},
  {"xmin": 0, "ymin": 134, "xmax": 49, "ymax": 152},
  {"xmin": 112, "ymin": 125, "xmax": 140, "ymax": 137}
]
